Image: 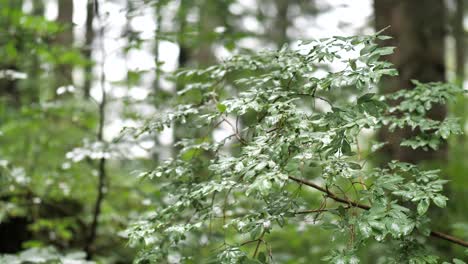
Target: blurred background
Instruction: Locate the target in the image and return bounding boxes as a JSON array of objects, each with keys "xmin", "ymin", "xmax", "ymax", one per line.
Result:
[{"xmin": 0, "ymin": 0, "xmax": 467, "ymax": 263}]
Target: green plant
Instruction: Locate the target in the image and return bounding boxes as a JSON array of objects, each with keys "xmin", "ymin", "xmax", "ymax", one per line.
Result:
[{"xmin": 114, "ymin": 32, "xmax": 465, "ymax": 263}]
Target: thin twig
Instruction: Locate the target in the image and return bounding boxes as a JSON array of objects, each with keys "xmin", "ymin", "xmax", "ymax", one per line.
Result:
[
  {"xmin": 253, "ymin": 230, "xmax": 266, "ymax": 258},
  {"xmin": 222, "ymin": 116, "xmax": 247, "ymax": 145},
  {"xmin": 294, "ymin": 208, "xmax": 330, "ymax": 215},
  {"xmin": 85, "ymin": 3, "xmax": 107, "ymax": 259},
  {"xmin": 240, "ymin": 239, "xmax": 260, "ymax": 246}
]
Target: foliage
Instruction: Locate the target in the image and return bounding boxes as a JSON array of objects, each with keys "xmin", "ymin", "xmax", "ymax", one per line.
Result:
[
  {"xmin": 0, "ymin": 247, "xmax": 94, "ymax": 264},
  {"xmin": 125, "ymin": 32, "xmax": 466, "ymax": 263},
  {"xmin": 0, "ymin": 3, "xmax": 150, "ymax": 263},
  {"xmin": 1, "ymin": 1, "xmax": 467, "ymax": 263}
]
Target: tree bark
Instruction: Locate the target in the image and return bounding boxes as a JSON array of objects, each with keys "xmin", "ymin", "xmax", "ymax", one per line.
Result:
[
  {"xmin": 55, "ymin": 0, "xmax": 74, "ymax": 88},
  {"xmin": 374, "ymin": 0, "xmax": 447, "ymax": 163},
  {"xmin": 454, "ymin": 0, "xmax": 465, "ymax": 85},
  {"xmin": 273, "ymin": 0, "xmax": 289, "ymax": 47},
  {"xmin": 374, "ymin": 0, "xmax": 453, "ymax": 257},
  {"xmin": 83, "ymin": 0, "xmax": 95, "ymax": 99}
]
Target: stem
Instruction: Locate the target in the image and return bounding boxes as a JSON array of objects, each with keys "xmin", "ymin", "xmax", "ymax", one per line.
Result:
[
  {"xmin": 288, "ymin": 176, "xmax": 468, "ymax": 248},
  {"xmin": 253, "ymin": 230, "xmax": 266, "ymax": 258}
]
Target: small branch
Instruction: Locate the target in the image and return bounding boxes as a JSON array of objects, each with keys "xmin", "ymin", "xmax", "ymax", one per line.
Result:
[
  {"xmin": 294, "ymin": 208, "xmax": 331, "ymax": 215},
  {"xmin": 288, "ymin": 176, "xmax": 369, "ymax": 210},
  {"xmin": 253, "ymin": 230, "xmax": 266, "ymax": 258},
  {"xmin": 430, "ymin": 231, "xmax": 468, "ymax": 248},
  {"xmin": 286, "ymin": 71, "xmax": 297, "ymax": 89},
  {"xmin": 221, "ymin": 116, "xmax": 247, "ymax": 145},
  {"xmin": 240, "ymin": 239, "xmax": 260, "ymax": 247},
  {"xmin": 288, "ymin": 176, "xmax": 468, "ymax": 248}
]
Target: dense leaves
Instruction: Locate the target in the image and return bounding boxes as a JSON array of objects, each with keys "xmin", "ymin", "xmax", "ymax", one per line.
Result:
[
  {"xmin": 125, "ymin": 32, "xmax": 466, "ymax": 263},
  {"xmin": 1, "ymin": 1, "xmax": 467, "ymax": 263}
]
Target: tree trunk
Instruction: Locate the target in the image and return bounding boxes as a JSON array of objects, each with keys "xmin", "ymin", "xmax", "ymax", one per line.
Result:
[
  {"xmin": 0, "ymin": 0, "xmax": 23, "ymax": 107},
  {"xmin": 273, "ymin": 0, "xmax": 289, "ymax": 47},
  {"xmin": 28, "ymin": 0, "xmax": 45, "ymax": 103},
  {"xmin": 374, "ymin": 0, "xmax": 453, "ymax": 258},
  {"xmin": 454, "ymin": 0, "xmax": 465, "ymax": 85},
  {"xmin": 83, "ymin": 0, "xmax": 94, "ymax": 99},
  {"xmin": 374, "ymin": 0, "xmax": 447, "ymax": 163},
  {"xmin": 55, "ymin": 0, "xmax": 74, "ymax": 89}
]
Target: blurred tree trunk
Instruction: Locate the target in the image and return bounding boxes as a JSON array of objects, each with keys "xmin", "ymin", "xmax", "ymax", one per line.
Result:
[
  {"xmin": 192, "ymin": 0, "xmax": 217, "ymax": 65},
  {"xmin": 172, "ymin": 0, "xmax": 191, "ymax": 157},
  {"xmin": 83, "ymin": 0, "xmax": 94, "ymax": 99},
  {"xmin": 273, "ymin": 0, "xmax": 289, "ymax": 47},
  {"xmin": 28, "ymin": 0, "xmax": 45, "ymax": 103},
  {"xmin": 374, "ymin": 0, "xmax": 447, "ymax": 163},
  {"xmin": 374, "ymin": 0, "xmax": 453, "ymax": 258},
  {"xmin": 454, "ymin": 0, "xmax": 465, "ymax": 85},
  {"xmin": 0, "ymin": 0, "xmax": 23, "ymax": 107},
  {"xmin": 173, "ymin": 0, "xmax": 218, "ymax": 154},
  {"xmin": 55, "ymin": 0, "xmax": 74, "ymax": 89},
  {"xmin": 151, "ymin": 1, "xmax": 163, "ymax": 161}
]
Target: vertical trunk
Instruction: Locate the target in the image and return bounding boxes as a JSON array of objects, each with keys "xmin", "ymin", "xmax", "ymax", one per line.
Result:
[
  {"xmin": 173, "ymin": 0, "xmax": 219, "ymax": 158},
  {"xmin": 29, "ymin": 0, "xmax": 44, "ymax": 103},
  {"xmin": 192, "ymin": 0, "xmax": 217, "ymax": 66},
  {"xmin": 55, "ymin": 0, "xmax": 74, "ymax": 88},
  {"xmin": 85, "ymin": 8, "xmax": 107, "ymax": 259},
  {"xmin": 374, "ymin": 0, "xmax": 452, "ymax": 257},
  {"xmin": 374, "ymin": 0, "xmax": 447, "ymax": 163},
  {"xmin": 273, "ymin": 0, "xmax": 289, "ymax": 47},
  {"xmin": 173, "ymin": 0, "xmax": 191, "ymax": 155},
  {"xmin": 151, "ymin": 2, "xmax": 163, "ymax": 161},
  {"xmin": 0, "ymin": 0, "xmax": 23, "ymax": 107},
  {"xmin": 454, "ymin": 0, "xmax": 465, "ymax": 85},
  {"xmin": 83, "ymin": 0, "xmax": 95, "ymax": 99}
]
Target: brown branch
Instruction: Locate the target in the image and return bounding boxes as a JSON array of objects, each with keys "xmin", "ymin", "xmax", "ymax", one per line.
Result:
[
  {"xmin": 221, "ymin": 116, "xmax": 247, "ymax": 145},
  {"xmin": 294, "ymin": 208, "xmax": 331, "ymax": 215},
  {"xmin": 430, "ymin": 231, "xmax": 468, "ymax": 248},
  {"xmin": 253, "ymin": 230, "xmax": 266, "ymax": 258},
  {"xmin": 288, "ymin": 176, "xmax": 468, "ymax": 248},
  {"xmin": 289, "ymin": 176, "xmax": 369, "ymax": 210},
  {"xmin": 240, "ymin": 239, "xmax": 260, "ymax": 246}
]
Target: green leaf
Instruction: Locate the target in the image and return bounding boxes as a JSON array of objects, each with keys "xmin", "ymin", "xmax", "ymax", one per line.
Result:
[
  {"xmin": 417, "ymin": 198, "xmax": 430, "ymax": 215},
  {"xmin": 453, "ymin": 259, "xmax": 466, "ymax": 264},
  {"xmin": 217, "ymin": 103, "xmax": 227, "ymax": 113},
  {"xmin": 432, "ymin": 195, "xmax": 447, "ymax": 208},
  {"xmin": 348, "ymin": 162, "xmax": 362, "ymax": 170},
  {"xmin": 377, "ymin": 35, "xmax": 392, "ymax": 40},
  {"xmin": 360, "ymin": 43, "xmax": 378, "ymax": 56},
  {"xmin": 374, "ymin": 46, "xmax": 395, "ymax": 56},
  {"xmin": 349, "ymin": 59, "xmax": 357, "ymax": 70},
  {"xmin": 257, "ymin": 252, "xmax": 266, "ymax": 263}
]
